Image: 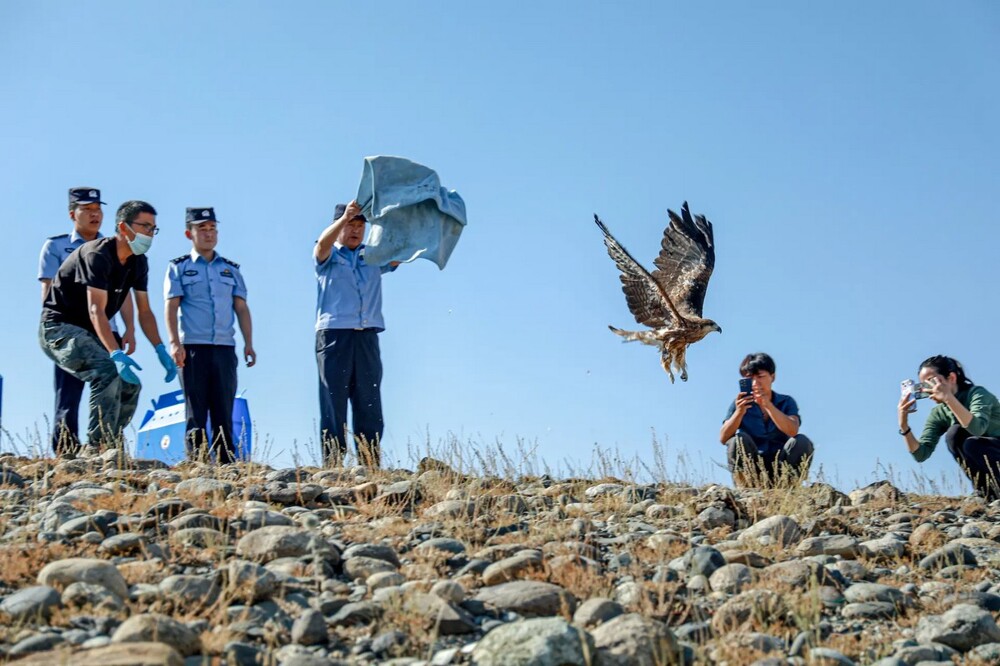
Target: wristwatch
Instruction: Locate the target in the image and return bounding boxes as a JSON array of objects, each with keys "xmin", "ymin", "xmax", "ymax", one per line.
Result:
[{"xmin": 899, "ymin": 427, "xmax": 911, "ymax": 436}]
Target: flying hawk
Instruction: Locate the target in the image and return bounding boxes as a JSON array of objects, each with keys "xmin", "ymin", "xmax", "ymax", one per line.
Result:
[{"xmin": 595, "ymin": 202, "xmax": 721, "ymax": 382}]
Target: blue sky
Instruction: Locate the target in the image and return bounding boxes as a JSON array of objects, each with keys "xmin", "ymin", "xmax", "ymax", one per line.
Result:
[{"xmin": 1, "ymin": 2, "xmax": 998, "ymax": 492}]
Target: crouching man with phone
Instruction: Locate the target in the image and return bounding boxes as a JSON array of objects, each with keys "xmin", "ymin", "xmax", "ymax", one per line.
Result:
[{"xmin": 720, "ymin": 352, "xmax": 814, "ymax": 487}]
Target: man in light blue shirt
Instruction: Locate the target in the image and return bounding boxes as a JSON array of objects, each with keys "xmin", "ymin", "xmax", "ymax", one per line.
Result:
[
  {"xmin": 314, "ymin": 200, "xmax": 398, "ymax": 467},
  {"xmin": 37, "ymin": 187, "xmax": 135, "ymax": 454},
  {"xmin": 164, "ymin": 207, "xmax": 255, "ymax": 463}
]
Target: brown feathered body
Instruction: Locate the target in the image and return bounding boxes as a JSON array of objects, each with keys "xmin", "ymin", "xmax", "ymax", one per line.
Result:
[{"xmin": 595, "ymin": 202, "xmax": 720, "ymax": 382}]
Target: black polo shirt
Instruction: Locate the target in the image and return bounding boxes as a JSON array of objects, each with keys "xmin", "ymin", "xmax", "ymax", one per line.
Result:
[{"xmin": 41, "ymin": 237, "xmax": 148, "ymax": 334}]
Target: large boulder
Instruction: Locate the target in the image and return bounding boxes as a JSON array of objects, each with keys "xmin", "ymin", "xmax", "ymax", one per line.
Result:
[
  {"xmin": 471, "ymin": 617, "xmax": 595, "ymax": 666},
  {"xmin": 37, "ymin": 558, "xmax": 128, "ymax": 599}
]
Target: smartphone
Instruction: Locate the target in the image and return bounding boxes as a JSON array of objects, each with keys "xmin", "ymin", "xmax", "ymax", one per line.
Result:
[
  {"xmin": 900, "ymin": 380, "xmax": 918, "ymax": 413},
  {"xmin": 739, "ymin": 377, "xmax": 753, "ymax": 397}
]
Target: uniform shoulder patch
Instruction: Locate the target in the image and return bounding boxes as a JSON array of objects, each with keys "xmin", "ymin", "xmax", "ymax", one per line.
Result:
[
  {"xmin": 221, "ymin": 256, "xmax": 241, "ymax": 269},
  {"xmin": 170, "ymin": 255, "xmax": 189, "ymax": 265},
  {"xmin": 47, "ymin": 233, "xmax": 69, "ymax": 241}
]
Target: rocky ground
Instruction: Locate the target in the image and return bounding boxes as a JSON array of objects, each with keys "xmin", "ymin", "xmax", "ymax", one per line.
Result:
[{"xmin": 0, "ymin": 449, "xmax": 999, "ymax": 665}]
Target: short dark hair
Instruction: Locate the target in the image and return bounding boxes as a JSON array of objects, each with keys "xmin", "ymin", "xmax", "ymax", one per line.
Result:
[
  {"xmin": 740, "ymin": 352, "xmax": 776, "ymax": 377},
  {"xmin": 919, "ymin": 355, "xmax": 974, "ymax": 390},
  {"xmin": 116, "ymin": 200, "xmax": 157, "ymax": 226}
]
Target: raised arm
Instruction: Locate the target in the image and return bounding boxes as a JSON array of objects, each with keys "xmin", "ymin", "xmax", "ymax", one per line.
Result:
[{"xmin": 314, "ymin": 200, "xmax": 362, "ymax": 264}]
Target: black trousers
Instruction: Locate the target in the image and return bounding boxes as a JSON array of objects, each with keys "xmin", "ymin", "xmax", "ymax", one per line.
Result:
[
  {"xmin": 726, "ymin": 431, "xmax": 814, "ymax": 485},
  {"xmin": 945, "ymin": 424, "xmax": 1000, "ymax": 500},
  {"xmin": 180, "ymin": 344, "xmax": 238, "ymax": 463},
  {"xmin": 316, "ymin": 329, "xmax": 383, "ymax": 467},
  {"xmin": 52, "ymin": 366, "xmax": 84, "ymax": 454},
  {"xmin": 51, "ymin": 332, "xmax": 121, "ymax": 455}
]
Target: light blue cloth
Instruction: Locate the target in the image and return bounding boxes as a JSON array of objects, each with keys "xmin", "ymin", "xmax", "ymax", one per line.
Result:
[
  {"xmin": 39, "ymin": 230, "xmax": 119, "ymax": 335},
  {"xmin": 315, "ymin": 243, "xmax": 394, "ymax": 332},
  {"xmin": 164, "ymin": 250, "xmax": 248, "ymax": 346},
  {"xmin": 355, "ymin": 156, "xmax": 467, "ymax": 270}
]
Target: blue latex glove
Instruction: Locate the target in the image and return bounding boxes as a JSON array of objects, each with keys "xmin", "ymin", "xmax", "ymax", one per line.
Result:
[
  {"xmin": 109, "ymin": 350, "xmax": 142, "ymax": 385},
  {"xmin": 155, "ymin": 343, "xmax": 178, "ymax": 382}
]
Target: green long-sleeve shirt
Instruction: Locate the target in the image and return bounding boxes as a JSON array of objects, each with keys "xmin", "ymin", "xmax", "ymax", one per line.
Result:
[{"xmin": 912, "ymin": 385, "xmax": 1000, "ymax": 462}]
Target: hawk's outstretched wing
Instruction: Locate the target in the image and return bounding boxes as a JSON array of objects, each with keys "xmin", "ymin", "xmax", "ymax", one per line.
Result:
[
  {"xmin": 595, "ymin": 215, "xmax": 685, "ymax": 328},
  {"xmin": 650, "ymin": 202, "xmax": 715, "ymax": 318}
]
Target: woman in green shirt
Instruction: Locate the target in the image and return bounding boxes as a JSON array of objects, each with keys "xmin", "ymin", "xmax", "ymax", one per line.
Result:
[{"xmin": 897, "ymin": 355, "xmax": 1000, "ymax": 499}]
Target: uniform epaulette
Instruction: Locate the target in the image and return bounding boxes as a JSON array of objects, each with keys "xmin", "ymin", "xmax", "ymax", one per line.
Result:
[
  {"xmin": 171, "ymin": 255, "xmax": 189, "ymax": 265},
  {"xmin": 221, "ymin": 257, "xmax": 240, "ymax": 269},
  {"xmin": 47, "ymin": 233, "xmax": 69, "ymax": 241}
]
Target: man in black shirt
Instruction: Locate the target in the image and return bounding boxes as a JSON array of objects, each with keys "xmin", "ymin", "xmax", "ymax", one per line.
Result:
[{"xmin": 39, "ymin": 200, "xmax": 178, "ymax": 450}]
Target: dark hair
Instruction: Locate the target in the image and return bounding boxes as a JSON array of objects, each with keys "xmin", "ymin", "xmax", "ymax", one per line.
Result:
[
  {"xmin": 919, "ymin": 355, "xmax": 974, "ymax": 390},
  {"xmin": 116, "ymin": 200, "xmax": 157, "ymax": 227},
  {"xmin": 740, "ymin": 352, "xmax": 776, "ymax": 377}
]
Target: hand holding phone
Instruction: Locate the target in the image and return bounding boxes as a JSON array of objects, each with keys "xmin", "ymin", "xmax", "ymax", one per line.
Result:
[{"xmin": 739, "ymin": 377, "xmax": 753, "ymax": 397}]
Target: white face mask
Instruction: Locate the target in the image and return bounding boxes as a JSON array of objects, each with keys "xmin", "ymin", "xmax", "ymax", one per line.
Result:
[{"xmin": 127, "ymin": 231, "xmax": 153, "ymax": 255}]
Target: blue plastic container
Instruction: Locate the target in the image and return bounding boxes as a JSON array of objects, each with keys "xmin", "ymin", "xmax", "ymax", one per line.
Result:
[{"xmin": 134, "ymin": 389, "xmax": 252, "ymax": 464}]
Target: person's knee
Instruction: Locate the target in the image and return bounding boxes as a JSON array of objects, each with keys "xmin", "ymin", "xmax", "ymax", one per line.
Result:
[
  {"xmin": 788, "ymin": 434, "xmax": 814, "ymax": 458},
  {"xmin": 727, "ymin": 433, "xmax": 757, "ymax": 468},
  {"xmin": 945, "ymin": 425, "xmax": 965, "ymax": 457}
]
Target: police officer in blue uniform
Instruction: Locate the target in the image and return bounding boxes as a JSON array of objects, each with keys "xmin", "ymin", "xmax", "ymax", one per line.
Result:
[
  {"xmin": 164, "ymin": 207, "xmax": 255, "ymax": 463},
  {"xmin": 37, "ymin": 187, "xmax": 135, "ymax": 454},
  {"xmin": 314, "ymin": 200, "xmax": 399, "ymax": 467}
]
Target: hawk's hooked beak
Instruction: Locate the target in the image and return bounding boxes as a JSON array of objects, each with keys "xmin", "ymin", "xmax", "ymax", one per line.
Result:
[{"xmin": 714, "ymin": 324, "xmax": 723, "ymax": 334}]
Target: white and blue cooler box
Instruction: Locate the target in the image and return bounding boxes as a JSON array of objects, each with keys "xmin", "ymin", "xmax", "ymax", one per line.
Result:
[{"xmin": 134, "ymin": 390, "xmax": 252, "ymax": 464}]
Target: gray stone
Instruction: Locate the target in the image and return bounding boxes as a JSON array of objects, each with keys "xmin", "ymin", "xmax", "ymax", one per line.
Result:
[
  {"xmin": 795, "ymin": 535, "xmax": 859, "ymax": 558},
  {"xmin": 415, "ymin": 537, "xmax": 467, "ymax": 555},
  {"xmin": 171, "ymin": 528, "xmax": 228, "ymax": 550},
  {"xmin": 111, "ymin": 613, "xmax": 202, "ymax": 657},
  {"xmin": 915, "ymin": 603, "xmax": 1000, "ymax": 651},
  {"xmin": 343, "ymin": 555, "xmax": 397, "ymax": 580},
  {"xmin": 8, "ymin": 633, "xmax": 65, "ymax": 657},
  {"xmin": 584, "ymin": 483, "xmax": 625, "ymax": 499},
  {"xmin": 807, "ymin": 647, "xmax": 855, "ymax": 665},
  {"xmin": 471, "ymin": 617, "xmax": 595, "ymax": 666},
  {"xmin": 431, "ymin": 580, "xmax": 466, "ymax": 603},
  {"xmin": 857, "ymin": 535, "xmax": 907, "ymax": 560},
  {"xmin": 341, "ymin": 542, "xmax": 401, "ymax": 567},
  {"xmin": 175, "ymin": 477, "xmax": 234, "ymax": 499},
  {"xmin": 0, "ymin": 586, "xmax": 62, "ymax": 622},
  {"xmin": 37, "ymin": 557, "xmax": 128, "ymax": 599},
  {"xmin": 739, "ymin": 515, "xmax": 801, "ymax": 547},
  {"xmin": 591, "ymin": 612, "xmax": 680, "ymax": 666},
  {"xmin": 15, "ymin": 642, "xmax": 185, "ymax": 666},
  {"xmin": 482, "ymin": 551, "xmax": 543, "ymax": 585},
  {"xmin": 840, "ymin": 602, "xmax": 897, "ymax": 619},
  {"xmin": 291, "ymin": 608, "xmax": 328, "ymax": 645},
  {"xmin": 709, "ymin": 563, "xmax": 752, "ymax": 594},
  {"xmin": 329, "ymin": 600, "xmax": 382, "ymax": 626},
  {"xmin": 235, "ymin": 526, "xmax": 337, "ymax": 563},
  {"xmin": 0, "ymin": 466, "xmax": 25, "ymax": 487},
  {"xmin": 404, "ymin": 592, "xmax": 477, "ymax": 634},
  {"xmin": 918, "ymin": 542, "xmax": 977, "ymax": 571},
  {"xmin": 159, "ymin": 575, "xmax": 220, "ymax": 609},
  {"xmin": 473, "ymin": 580, "xmax": 576, "ymax": 617},
  {"xmin": 698, "ymin": 506, "xmax": 736, "ymax": 529},
  {"xmin": 227, "ymin": 559, "xmax": 278, "ymax": 602},
  {"xmin": 99, "ymin": 532, "xmax": 146, "ymax": 556},
  {"xmin": 843, "ymin": 583, "xmax": 905, "ymax": 605},
  {"xmin": 681, "ymin": 546, "xmax": 726, "ymax": 578},
  {"xmin": 62, "ymin": 581, "xmax": 126, "ymax": 611},
  {"xmin": 572, "ymin": 597, "xmax": 624, "ymax": 627},
  {"xmin": 242, "ymin": 508, "xmax": 295, "ymax": 528},
  {"xmin": 424, "ymin": 499, "xmax": 477, "ymax": 519}
]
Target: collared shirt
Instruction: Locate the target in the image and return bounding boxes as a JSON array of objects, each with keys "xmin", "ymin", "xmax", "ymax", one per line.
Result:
[
  {"xmin": 38, "ymin": 230, "xmax": 120, "ymax": 334},
  {"xmin": 724, "ymin": 391, "xmax": 801, "ymax": 453},
  {"xmin": 164, "ymin": 250, "xmax": 247, "ymax": 346},
  {"xmin": 315, "ymin": 243, "xmax": 392, "ymax": 331},
  {"xmin": 41, "ymin": 238, "xmax": 148, "ymax": 334},
  {"xmin": 913, "ymin": 385, "xmax": 1000, "ymax": 462}
]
